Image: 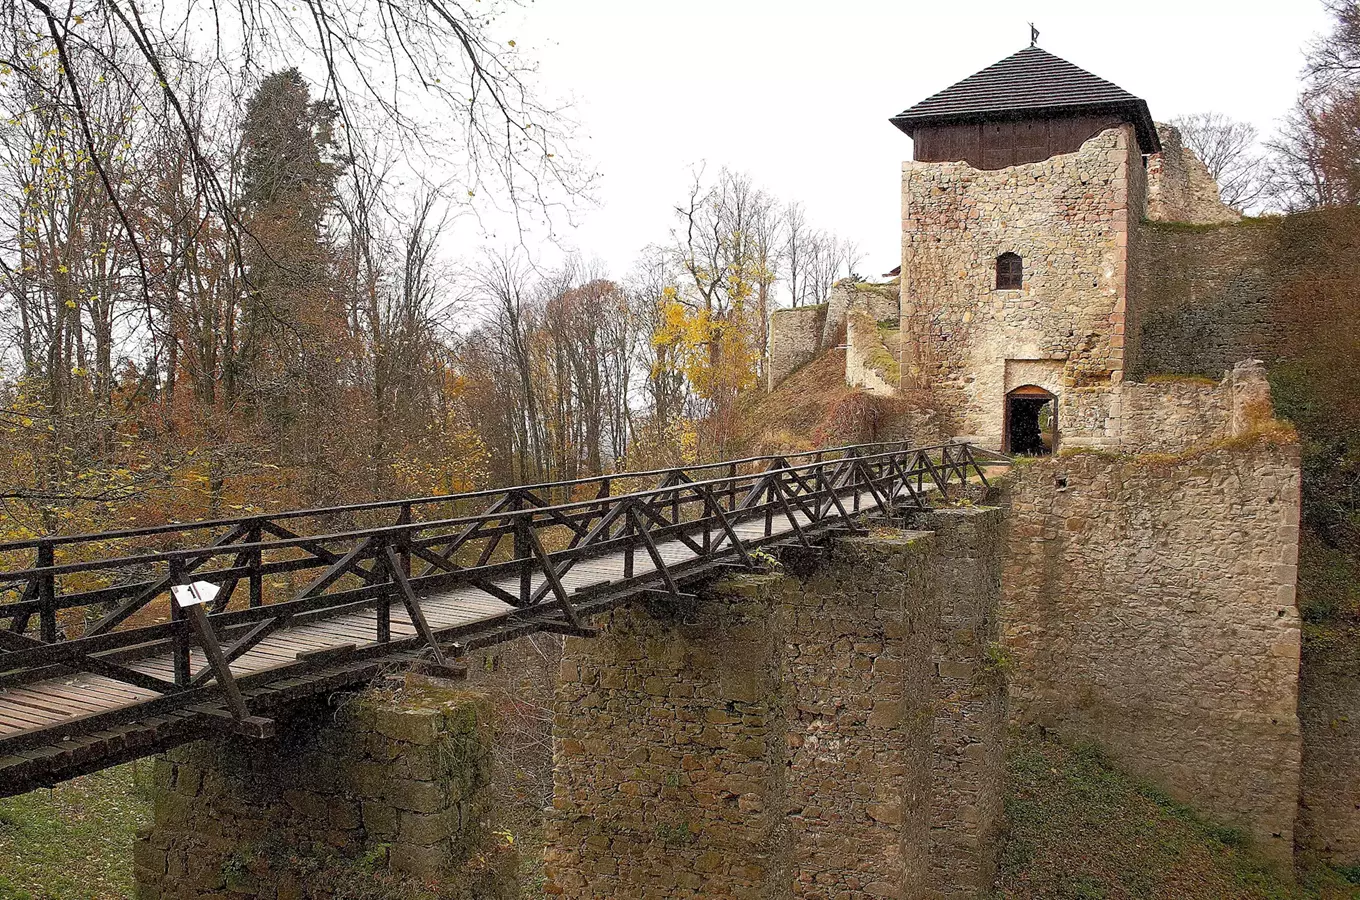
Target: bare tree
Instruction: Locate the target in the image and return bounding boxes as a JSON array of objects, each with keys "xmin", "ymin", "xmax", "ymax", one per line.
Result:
[
  {"xmin": 1171, "ymin": 112, "xmax": 1269, "ymax": 211},
  {"xmin": 1305, "ymin": 0, "xmax": 1360, "ymax": 91},
  {"xmin": 782, "ymin": 202, "xmax": 811, "ymax": 307},
  {"xmin": 0, "ymin": 0, "xmax": 588, "ymax": 309},
  {"xmin": 1266, "ymin": 1, "xmax": 1360, "ymax": 210}
]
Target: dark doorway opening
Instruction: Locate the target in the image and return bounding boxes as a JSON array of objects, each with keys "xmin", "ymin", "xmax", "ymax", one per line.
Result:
[{"xmin": 1005, "ymin": 386, "xmax": 1056, "ymax": 455}]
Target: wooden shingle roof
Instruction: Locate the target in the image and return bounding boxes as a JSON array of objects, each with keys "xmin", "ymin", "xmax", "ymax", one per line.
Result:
[{"xmin": 889, "ymin": 47, "xmax": 1160, "ymax": 153}]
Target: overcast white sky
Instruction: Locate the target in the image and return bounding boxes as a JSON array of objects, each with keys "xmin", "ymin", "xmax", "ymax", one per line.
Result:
[{"xmin": 494, "ymin": 0, "xmax": 1330, "ymax": 279}]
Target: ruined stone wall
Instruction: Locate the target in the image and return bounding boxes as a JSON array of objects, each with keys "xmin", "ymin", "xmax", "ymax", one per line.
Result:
[
  {"xmin": 1000, "ymin": 439, "xmax": 1303, "ymax": 861},
  {"xmin": 1298, "ymin": 636, "xmax": 1360, "ymax": 866},
  {"xmin": 134, "ymin": 686, "xmax": 515, "ymax": 900},
  {"xmin": 1118, "ymin": 377, "xmax": 1231, "ymax": 454},
  {"xmin": 821, "ymin": 280, "xmax": 898, "ymax": 351},
  {"xmin": 1146, "ymin": 123, "xmax": 1242, "ymax": 225},
  {"xmin": 900, "ymin": 126, "xmax": 1139, "ymax": 450},
  {"xmin": 846, "ymin": 307, "xmax": 899, "ymax": 397},
  {"xmin": 768, "ymin": 305, "xmax": 828, "ymax": 390},
  {"xmin": 1130, "ymin": 219, "xmax": 1282, "ymax": 380},
  {"xmin": 546, "ymin": 518, "xmax": 1007, "ymax": 899}
]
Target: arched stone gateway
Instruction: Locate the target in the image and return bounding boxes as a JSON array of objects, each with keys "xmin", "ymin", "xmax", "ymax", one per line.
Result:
[{"xmin": 1004, "ymin": 385, "xmax": 1056, "ymax": 456}]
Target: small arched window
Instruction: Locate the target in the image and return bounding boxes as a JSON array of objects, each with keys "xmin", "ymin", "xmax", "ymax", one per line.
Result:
[{"xmin": 996, "ymin": 253, "xmax": 1023, "ymax": 290}]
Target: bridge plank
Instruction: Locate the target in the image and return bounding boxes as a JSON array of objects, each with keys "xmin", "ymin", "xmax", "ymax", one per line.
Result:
[
  {"xmin": 5, "ymin": 684, "xmax": 107, "ymax": 716},
  {"xmin": 0, "ymin": 690, "xmax": 78, "ymax": 722}
]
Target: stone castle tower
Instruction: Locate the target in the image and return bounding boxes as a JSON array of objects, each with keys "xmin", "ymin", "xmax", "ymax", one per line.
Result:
[{"xmin": 890, "ymin": 46, "xmax": 1238, "ymax": 452}]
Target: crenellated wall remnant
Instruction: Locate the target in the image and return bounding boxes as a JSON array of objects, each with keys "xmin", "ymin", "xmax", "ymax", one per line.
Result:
[
  {"xmin": 768, "ymin": 305, "xmax": 829, "ymax": 391},
  {"xmin": 545, "ymin": 512, "xmax": 1007, "ymax": 899},
  {"xmin": 1145, "ymin": 123, "xmax": 1242, "ymax": 226},
  {"xmin": 133, "ymin": 685, "xmax": 516, "ymax": 900},
  {"xmin": 1116, "ymin": 358, "xmax": 1274, "ymax": 454}
]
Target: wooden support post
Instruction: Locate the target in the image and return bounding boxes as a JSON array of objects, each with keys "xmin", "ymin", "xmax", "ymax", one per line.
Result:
[
  {"xmin": 397, "ymin": 503, "xmax": 413, "ymax": 578},
  {"xmin": 524, "ymin": 528, "xmax": 584, "ymax": 628},
  {"xmin": 180, "ymin": 600, "xmax": 250, "ymax": 722},
  {"xmin": 36, "ymin": 540, "xmax": 56, "ymax": 644},
  {"xmin": 630, "ymin": 507, "xmax": 684, "ymax": 600},
  {"xmin": 169, "ymin": 559, "xmax": 191, "ymax": 686},
  {"xmin": 384, "ymin": 546, "xmax": 447, "ymax": 667},
  {"xmin": 512, "ymin": 496, "xmax": 532, "ymax": 606},
  {"xmin": 623, "ymin": 509, "xmax": 635, "ymax": 579},
  {"xmin": 248, "ymin": 521, "xmax": 263, "ymax": 609}
]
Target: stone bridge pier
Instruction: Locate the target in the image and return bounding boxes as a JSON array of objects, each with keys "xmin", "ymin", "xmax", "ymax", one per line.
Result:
[
  {"xmin": 545, "ymin": 507, "xmax": 1007, "ymax": 900},
  {"xmin": 133, "ymin": 684, "xmax": 518, "ymax": 900}
]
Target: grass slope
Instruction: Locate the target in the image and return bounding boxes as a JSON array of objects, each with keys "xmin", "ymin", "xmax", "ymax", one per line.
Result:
[
  {"xmin": 738, "ymin": 347, "xmax": 856, "ymax": 453},
  {"xmin": 1000, "ymin": 734, "xmax": 1359, "ymax": 900},
  {"xmin": 0, "ymin": 764, "xmax": 153, "ymax": 900}
]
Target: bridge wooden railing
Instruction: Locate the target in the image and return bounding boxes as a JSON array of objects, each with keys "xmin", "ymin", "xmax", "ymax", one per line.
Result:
[{"xmin": 0, "ymin": 441, "xmax": 988, "ymax": 741}]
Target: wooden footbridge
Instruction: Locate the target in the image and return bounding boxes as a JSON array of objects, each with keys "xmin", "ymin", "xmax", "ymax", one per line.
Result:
[{"xmin": 0, "ymin": 441, "xmax": 988, "ymax": 795}]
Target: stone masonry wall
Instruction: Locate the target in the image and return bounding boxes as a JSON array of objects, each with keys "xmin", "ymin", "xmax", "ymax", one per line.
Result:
[
  {"xmin": 781, "ymin": 534, "xmax": 935, "ymax": 898},
  {"xmin": 1000, "ymin": 439, "xmax": 1303, "ymax": 862},
  {"xmin": 546, "ymin": 518, "xmax": 1007, "ymax": 899},
  {"xmin": 900, "ymin": 126, "xmax": 1139, "ymax": 450},
  {"xmin": 1298, "ymin": 636, "xmax": 1360, "ymax": 866},
  {"xmin": 769, "ymin": 305, "xmax": 828, "ymax": 390},
  {"xmin": 1130, "ymin": 219, "xmax": 1282, "ymax": 380},
  {"xmin": 1146, "ymin": 123, "xmax": 1242, "ymax": 225},
  {"xmin": 134, "ymin": 686, "xmax": 515, "ymax": 900}
]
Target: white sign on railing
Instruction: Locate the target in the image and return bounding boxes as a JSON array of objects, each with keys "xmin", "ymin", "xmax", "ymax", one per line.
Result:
[{"xmin": 170, "ymin": 581, "xmax": 220, "ymax": 609}]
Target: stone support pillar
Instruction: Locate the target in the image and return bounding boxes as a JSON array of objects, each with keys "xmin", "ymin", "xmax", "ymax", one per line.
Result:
[
  {"xmin": 133, "ymin": 684, "xmax": 515, "ymax": 900},
  {"xmin": 782, "ymin": 531, "xmax": 936, "ymax": 898},
  {"xmin": 912, "ymin": 508, "xmax": 1008, "ymax": 898},
  {"xmin": 547, "ymin": 515, "xmax": 1008, "ymax": 900},
  {"xmin": 545, "ymin": 576, "xmax": 791, "ymax": 898}
]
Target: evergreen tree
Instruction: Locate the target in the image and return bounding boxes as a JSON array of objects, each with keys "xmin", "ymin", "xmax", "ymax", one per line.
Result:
[{"xmin": 237, "ymin": 69, "xmax": 351, "ymax": 501}]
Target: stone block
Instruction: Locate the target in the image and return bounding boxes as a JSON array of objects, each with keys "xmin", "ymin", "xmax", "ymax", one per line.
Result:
[
  {"xmin": 389, "ymin": 839, "xmax": 452, "ymax": 880},
  {"xmin": 399, "ymin": 810, "xmax": 455, "ymax": 846},
  {"xmin": 387, "ymin": 777, "xmax": 447, "ymax": 814},
  {"xmin": 373, "ymin": 705, "xmax": 443, "ymax": 746},
  {"xmin": 362, "ymin": 798, "xmax": 399, "ymax": 839}
]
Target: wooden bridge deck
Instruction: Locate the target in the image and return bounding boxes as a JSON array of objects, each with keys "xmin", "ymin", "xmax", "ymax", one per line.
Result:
[
  {"xmin": 0, "ymin": 442, "xmax": 991, "ymax": 794},
  {"xmin": 0, "ymin": 499, "xmax": 853, "ymax": 756}
]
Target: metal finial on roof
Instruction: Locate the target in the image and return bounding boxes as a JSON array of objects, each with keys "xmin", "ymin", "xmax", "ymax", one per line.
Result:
[{"xmin": 1030, "ymin": 23, "xmax": 1040, "ymax": 47}]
